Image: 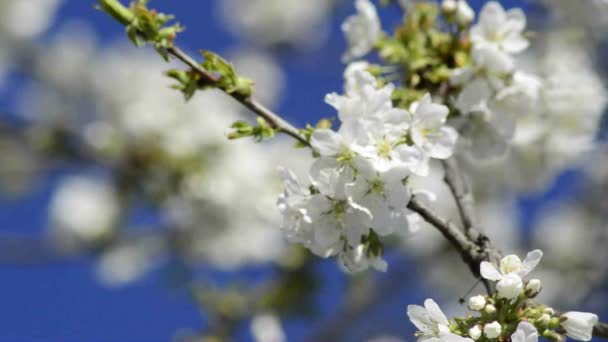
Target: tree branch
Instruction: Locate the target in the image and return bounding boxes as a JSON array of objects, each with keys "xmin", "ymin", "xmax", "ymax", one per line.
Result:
[
  {"xmin": 407, "ymin": 196, "xmax": 492, "ymax": 293},
  {"xmin": 166, "ymin": 46, "xmax": 310, "ymax": 147},
  {"xmin": 441, "ymin": 158, "xmax": 479, "ymax": 240}
]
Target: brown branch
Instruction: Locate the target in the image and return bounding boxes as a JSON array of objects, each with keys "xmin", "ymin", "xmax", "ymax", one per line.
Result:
[
  {"xmin": 595, "ymin": 322, "xmax": 608, "ymax": 338},
  {"xmin": 407, "ymin": 196, "xmax": 493, "ymax": 293},
  {"xmin": 441, "ymin": 158, "xmax": 479, "ymax": 240}
]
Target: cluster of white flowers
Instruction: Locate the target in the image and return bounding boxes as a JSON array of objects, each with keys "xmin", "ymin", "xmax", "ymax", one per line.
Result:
[
  {"xmin": 460, "ymin": 29, "xmax": 607, "ymax": 193},
  {"xmin": 278, "ymin": 61, "xmax": 459, "ymax": 272},
  {"xmin": 27, "ymin": 34, "xmax": 312, "ymax": 283},
  {"xmin": 451, "ymin": 1, "xmax": 543, "ymax": 160},
  {"xmin": 218, "ymin": 0, "xmax": 337, "ymax": 48},
  {"xmin": 408, "ymin": 250, "xmax": 599, "ymax": 342}
]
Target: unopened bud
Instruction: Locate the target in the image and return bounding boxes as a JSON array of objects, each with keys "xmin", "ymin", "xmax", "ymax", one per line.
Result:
[
  {"xmin": 536, "ymin": 313, "xmax": 551, "ymax": 326},
  {"xmin": 442, "ymin": 0, "xmax": 457, "ymax": 13},
  {"xmin": 543, "ymin": 330, "xmax": 566, "ymax": 342},
  {"xmin": 456, "ymin": 0, "xmax": 475, "ymax": 26},
  {"xmin": 484, "ymin": 321, "xmax": 502, "ymax": 339},
  {"xmin": 469, "ymin": 325, "xmax": 482, "ymax": 340},
  {"xmin": 525, "ymin": 279, "xmax": 542, "ymax": 297},
  {"xmin": 485, "ymin": 304, "xmax": 496, "ymax": 314},
  {"xmin": 468, "ymin": 295, "xmax": 486, "ymax": 311},
  {"xmin": 544, "ymin": 307, "xmax": 555, "ymax": 316}
]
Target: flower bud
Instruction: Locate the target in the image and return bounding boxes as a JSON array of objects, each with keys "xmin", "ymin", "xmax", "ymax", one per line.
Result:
[
  {"xmin": 560, "ymin": 312, "xmax": 599, "ymax": 341},
  {"xmin": 544, "ymin": 307, "xmax": 555, "ymax": 315},
  {"xmin": 468, "ymin": 295, "xmax": 486, "ymax": 311},
  {"xmin": 469, "ymin": 325, "xmax": 482, "ymax": 340},
  {"xmin": 543, "ymin": 330, "xmax": 566, "ymax": 342},
  {"xmin": 496, "ymin": 273, "xmax": 524, "ymax": 299},
  {"xmin": 455, "ymin": 0, "xmax": 475, "ymax": 26},
  {"xmin": 441, "ymin": 0, "xmax": 457, "ymax": 13},
  {"xmin": 525, "ymin": 279, "xmax": 542, "ymax": 297},
  {"xmin": 484, "ymin": 321, "xmax": 502, "ymax": 339},
  {"xmin": 485, "ymin": 304, "xmax": 496, "ymax": 314},
  {"xmin": 536, "ymin": 313, "xmax": 551, "ymax": 326}
]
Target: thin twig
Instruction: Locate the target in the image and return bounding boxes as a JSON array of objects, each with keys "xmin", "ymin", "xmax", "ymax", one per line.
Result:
[{"xmin": 166, "ymin": 46, "xmax": 310, "ymax": 147}]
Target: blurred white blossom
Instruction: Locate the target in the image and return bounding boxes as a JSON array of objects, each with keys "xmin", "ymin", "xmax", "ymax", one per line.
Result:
[
  {"xmin": 49, "ymin": 176, "xmax": 119, "ymax": 249},
  {"xmin": 218, "ymin": 0, "xmax": 336, "ymax": 47}
]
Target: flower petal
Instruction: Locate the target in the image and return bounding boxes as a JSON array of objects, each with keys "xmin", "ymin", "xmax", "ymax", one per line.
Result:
[
  {"xmin": 424, "ymin": 299, "xmax": 449, "ymax": 327},
  {"xmin": 480, "ymin": 261, "xmax": 503, "ymax": 281},
  {"xmin": 519, "ymin": 249, "xmax": 543, "ymax": 277},
  {"xmin": 407, "ymin": 304, "xmax": 433, "ymax": 333},
  {"xmin": 311, "ymin": 129, "xmax": 343, "ymax": 156}
]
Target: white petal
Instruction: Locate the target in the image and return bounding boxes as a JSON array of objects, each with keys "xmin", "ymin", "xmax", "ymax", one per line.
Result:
[
  {"xmin": 480, "ymin": 261, "xmax": 502, "ymax": 281},
  {"xmin": 427, "ymin": 126, "xmax": 458, "ymax": 159},
  {"xmin": 519, "ymin": 249, "xmax": 543, "ymax": 277},
  {"xmin": 313, "ymin": 216, "xmax": 342, "ymax": 251},
  {"xmin": 455, "ymin": 78, "xmax": 492, "ymax": 114},
  {"xmin": 506, "ymin": 8, "xmax": 526, "ymax": 33},
  {"xmin": 424, "ymin": 299, "xmax": 449, "ymax": 327},
  {"xmin": 479, "ymin": 2, "xmax": 506, "ymax": 34},
  {"xmin": 514, "ymin": 322, "xmax": 538, "ymax": 342},
  {"xmin": 311, "ymin": 129, "xmax": 344, "ymax": 156},
  {"xmin": 473, "ymin": 45, "xmax": 514, "ymax": 74},
  {"xmin": 502, "ymin": 34, "xmax": 529, "ymax": 54},
  {"xmin": 407, "ymin": 304, "xmax": 433, "ymax": 333},
  {"xmin": 416, "ymin": 94, "xmax": 449, "ymax": 126},
  {"xmin": 450, "ymin": 66, "xmax": 475, "ymax": 86}
]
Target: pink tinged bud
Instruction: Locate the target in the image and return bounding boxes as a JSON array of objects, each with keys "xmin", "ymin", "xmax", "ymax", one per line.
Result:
[{"xmin": 560, "ymin": 312, "xmax": 598, "ymax": 341}]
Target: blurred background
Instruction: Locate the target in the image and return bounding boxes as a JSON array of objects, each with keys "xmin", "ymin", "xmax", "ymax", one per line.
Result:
[{"xmin": 0, "ymin": 0, "xmax": 607, "ymax": 341}]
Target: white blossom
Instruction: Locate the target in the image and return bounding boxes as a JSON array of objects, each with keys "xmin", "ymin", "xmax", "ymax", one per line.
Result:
[
  {"xmin": 480, "ymin": 250, "xmax": 543, "ymax": 299},
  {"xmin": 342, "ymin": 0, "xmax": 381, "ymax": 62},
  {"xmin": 511, "ymin": 322, "xmax": 538, "ymax": 342},
  {"xmin": 408, "ymin": 94, "xmax": 458, "ymax": 162},
  {"xmin": 408, "ymin": 299, "xmax": 473, "ymax": 342},
  {"xmin": 218, "ymin": 0, "xmax": 335, "ymax": 47},
  {"xmin": 470, "ymin": 2, "xmax": 529, "ymax": 54},
  {"xmin": 251, "ymin": 313, "xmax": 286, "ymax": 342},
  {"xmin": 560, "ymin": 312, "xmax": 599, "ymax": 341},
  {"xmin": 49, "ymin": 176, "xmax": 119, "ymax": 249}
]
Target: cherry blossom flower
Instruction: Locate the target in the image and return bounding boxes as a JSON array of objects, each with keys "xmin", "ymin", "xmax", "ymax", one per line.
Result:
[
  {"xmin": 560, "ymin": 312, "xmax": 599, "ymax": 341},
  {"xmin": 480, "ymin": 250, "xmax": 543, "ymax": 299},
  {"xmin": 342, "ymin": 0, "xmax": 382, "ymax": 62},
  {"xmin": 510, "ymin": 322, "xmax": 538, "ymax": 342},
  {"xmin": 470, "ymin": 1, "xmax": 529, "ymax": 54}
]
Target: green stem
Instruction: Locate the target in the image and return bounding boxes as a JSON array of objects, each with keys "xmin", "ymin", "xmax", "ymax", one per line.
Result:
[{"xmin": 97, "ymin": 0, "xmax": 134, "ymax": 26}]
